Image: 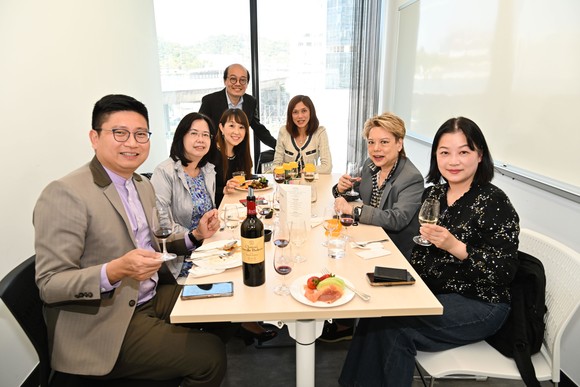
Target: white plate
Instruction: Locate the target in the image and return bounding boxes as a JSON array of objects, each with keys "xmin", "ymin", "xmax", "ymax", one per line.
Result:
[
  {"xmin": 234, "ymin": 182, "xmax": 272, "ymax": 192},
  {"xmin": 192, "ymin": 252, "xmax": 242, "ymax": 270},
  {"xmin": 289, "ymin": 274, "xmax": 355, "ymax": 308},
  {"xmin": 195, "ymin": 239, "xmax": 238, "ymax": 252}
]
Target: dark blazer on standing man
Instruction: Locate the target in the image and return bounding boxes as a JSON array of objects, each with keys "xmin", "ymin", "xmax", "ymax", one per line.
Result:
[{"xmin": 199, "ymin": 88, "xmax": 277, "ymax": 149}]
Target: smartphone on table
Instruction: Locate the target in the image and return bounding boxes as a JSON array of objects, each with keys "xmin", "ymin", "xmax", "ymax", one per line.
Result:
[
  {"xmin": 181, "ymin": 282, "xmax": 234, "ymax": 300},
  {"xmin": 366, "ymin": 266, "xmax": 416, "ymax": 286}
]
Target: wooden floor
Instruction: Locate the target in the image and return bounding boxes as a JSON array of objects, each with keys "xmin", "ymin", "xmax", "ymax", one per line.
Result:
[{"xmin": 221, "ymin": 326, "xmax": 561, "ymax": 387}]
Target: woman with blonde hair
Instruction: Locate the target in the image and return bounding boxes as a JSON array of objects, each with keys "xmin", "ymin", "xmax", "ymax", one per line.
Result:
[{"xmin": 333, "ymin": 112, "xmax": 423, "ymax": 259}]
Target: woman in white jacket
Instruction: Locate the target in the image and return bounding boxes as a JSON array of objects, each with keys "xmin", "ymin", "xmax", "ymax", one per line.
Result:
[{"xmin": 273, "ymin": 95, "xmax": 332, "ymax": 173}]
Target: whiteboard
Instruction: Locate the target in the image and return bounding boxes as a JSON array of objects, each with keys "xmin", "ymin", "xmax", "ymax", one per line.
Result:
[{"xmin": 393, "ymin": 0, "xmax": 580, "ymax": 188}]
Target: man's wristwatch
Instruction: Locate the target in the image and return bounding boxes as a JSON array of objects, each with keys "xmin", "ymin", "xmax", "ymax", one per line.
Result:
[
  {"xmin": 188, "ymin": 230, "xmax": 204, "ymax": 248},
  {"xmin": 353, "ymin": 206, "xmax": 363, "ymax": 222}
]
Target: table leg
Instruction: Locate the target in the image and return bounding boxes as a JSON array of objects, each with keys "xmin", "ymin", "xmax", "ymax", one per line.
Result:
[{"xmin": 284, "ymin": 319, "xmax": 326, "ymax": 387}]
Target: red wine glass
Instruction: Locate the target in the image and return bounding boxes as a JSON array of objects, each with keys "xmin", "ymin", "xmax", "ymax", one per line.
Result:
[{"xmin": 152, "ymin": 205, "xmax": 177, "ymax": 261}]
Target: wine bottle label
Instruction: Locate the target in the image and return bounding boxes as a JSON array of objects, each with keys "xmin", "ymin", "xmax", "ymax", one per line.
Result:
[{"xmin": 241, "ymin": 236, "xmax": 265, "ymax": 264}]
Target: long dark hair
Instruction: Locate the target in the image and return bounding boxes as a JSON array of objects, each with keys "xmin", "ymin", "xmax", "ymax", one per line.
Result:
[
  {"xmin": 426, "ymin": 117, "xmax": 494, "ymax": 185},
  {"xmin": 216, "ymin": 109, "xmax": 252, "ymax": 181},
  {"xmin": 285, "ymin": 95, "xmax": 320, "ymax": 137},
  {"xmin": 169, "ymin": 112, "xmax": 217, "ymax": 168}
]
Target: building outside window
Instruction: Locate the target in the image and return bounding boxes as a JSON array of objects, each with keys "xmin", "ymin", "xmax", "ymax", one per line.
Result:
[{"xmin": 154, "ymin": 0, "xmax": 358, "ymax": 172}]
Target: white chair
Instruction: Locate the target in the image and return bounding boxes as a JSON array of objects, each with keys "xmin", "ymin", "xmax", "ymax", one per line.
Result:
[{"xmin": 415, "ymin": 228, "xmax": 580, "ymax": 386}]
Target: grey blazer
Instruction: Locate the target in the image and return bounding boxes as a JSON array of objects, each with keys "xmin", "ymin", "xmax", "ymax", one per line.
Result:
[
  {"xmin": 357, "ymin": 157, "xmax": 424, "ymax": 259},
  {"xmin": 34, "ymin": 156, "xmax": 187, "ymax": 375}
]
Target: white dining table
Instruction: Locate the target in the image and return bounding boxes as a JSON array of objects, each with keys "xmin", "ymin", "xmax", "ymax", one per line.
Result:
[{"xmin": 170, "ymin": 173, "xmax": 443, "ymax": 386}]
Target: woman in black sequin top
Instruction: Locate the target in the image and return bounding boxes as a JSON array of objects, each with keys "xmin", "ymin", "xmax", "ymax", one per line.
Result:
[{"xmin": 339, "ymin": 117, "xmax": 520, "ymax": 387}]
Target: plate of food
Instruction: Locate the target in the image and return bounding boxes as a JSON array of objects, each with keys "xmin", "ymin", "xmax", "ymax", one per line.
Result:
[
  {"xmin": 188, "ymin": 240, "xmax": 242, "ymax": 269},
  {"xmin": 234, "ymin": 177, "xmax": 271, "ymax": 192},
  {"xmin": 191, "ymin": 251, "xmax": 242, "ymax": 270},
  {"xmin": 289, "ymin": 273, "xmax": 355, "ymax": 308},
  {"xmin": 194, "ymin": 239, "xmax": 238, "ymax": 252}
]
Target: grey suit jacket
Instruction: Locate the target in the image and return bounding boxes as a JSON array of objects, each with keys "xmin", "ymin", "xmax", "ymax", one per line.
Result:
[
  {"xmin": 34, "ymin": 156, "xmax": 187, "ymax": 375},
  {"xmin": 357, "ymin": 157, "xmax": 424, "ymax": 259}
]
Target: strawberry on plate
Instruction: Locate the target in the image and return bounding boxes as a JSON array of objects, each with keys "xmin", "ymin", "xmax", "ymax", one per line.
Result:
[{"xmin": 306, "ymin": 276, "xmax": 320, "ymax": 290}]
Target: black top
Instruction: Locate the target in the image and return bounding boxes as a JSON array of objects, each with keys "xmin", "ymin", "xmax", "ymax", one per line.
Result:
[
  {"xmin": 199, "ymin": 89, "xmax": 277, "ymax": 149},
  {"xmin": 411, "ymin": 183, "xmax": 520, "ymax": 304}
]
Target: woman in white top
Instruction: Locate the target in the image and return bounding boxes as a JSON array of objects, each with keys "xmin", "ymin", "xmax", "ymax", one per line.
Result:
[{"xmin": 273, "ymin": 95, "xmax": 332, "ymax": 173}]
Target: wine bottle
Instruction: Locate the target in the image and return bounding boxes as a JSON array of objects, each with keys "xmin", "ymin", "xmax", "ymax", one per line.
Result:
[{"xmin": 241, "ymin": 187, "xmax": 265, "ymax": 286}]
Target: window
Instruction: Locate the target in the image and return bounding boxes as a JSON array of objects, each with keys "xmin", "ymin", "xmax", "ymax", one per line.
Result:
[{"xmin": 153, "ymin": 0, "xmax": 378, "ymax": 173}]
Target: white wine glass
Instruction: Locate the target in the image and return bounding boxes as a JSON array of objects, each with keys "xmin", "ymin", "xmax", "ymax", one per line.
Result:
[
  {"xmin": 152, "ymin": 204, "xmax": 177, "ymax": 261},
  {"xmin": 413, "ymin": 198, "xmax": 440, "ymax": 246},
  {"xmin": 224, "ymin": 204, "xmax": 240, "ymax": 239},
  {"xmin": 290, "ymin": 220, "xmax": 307, "ymax": 263},
  {"xmin": 345, "ymin": 161, "xmax": 362, "ymax": 197},
  {"xmin": 322, "ymin": 207, "xmax": 339, "ymax": 246}
]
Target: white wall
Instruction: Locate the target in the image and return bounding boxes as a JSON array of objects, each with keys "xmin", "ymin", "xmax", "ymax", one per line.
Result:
[{"xmin": 0, "ymin": 0, "xmax": 166, "ymax": 385}]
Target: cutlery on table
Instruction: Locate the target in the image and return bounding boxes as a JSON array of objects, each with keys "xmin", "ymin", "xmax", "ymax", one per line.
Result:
[
  {"xmin": 353, "ymin": 238, "xmax": 389, "ymax": 248},
  {"xmin": 322, "ymin": 267, "xmax": 371, "ymax": 302},
  {"xmin": 188, "ymin": 249, "xmax": 235, "ymax": 261}
]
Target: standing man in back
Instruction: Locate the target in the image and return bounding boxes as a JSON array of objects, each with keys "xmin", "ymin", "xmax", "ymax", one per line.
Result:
[{"xmin": 199, "ymin": 63, "xmax": 277, "ymax": 150}]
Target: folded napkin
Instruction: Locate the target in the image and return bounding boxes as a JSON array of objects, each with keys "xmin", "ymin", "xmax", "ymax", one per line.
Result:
[
  {"xmin": 310, "ymin": 216, "xmax": 324, "ymax": 228},
  {"xmin": 188, "ymin": 266, "xmax": 225, "ymax": 278},
  {"xmin": 355, "ymin": 249, "xmax": 391, "ymax": 260}
]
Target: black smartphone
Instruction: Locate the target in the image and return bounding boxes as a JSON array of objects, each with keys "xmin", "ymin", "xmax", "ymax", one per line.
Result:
[
  {"xmin": 181, "ymin": 282, "xmax": 234, "ymax": 300},
  {"xmin": 366, "ymin": 272, "xmax": 416, "ymax": 286},
  {"xmin": 374, "ymin": 266, "xmax": 409, "ymax": 282}
]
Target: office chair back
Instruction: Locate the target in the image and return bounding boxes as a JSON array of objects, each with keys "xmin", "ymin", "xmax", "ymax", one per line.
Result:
[
  {"xmin": 0, "ymin": 256, "xmax": 51, "ymax": 387},
  {"xmin": 415, "ymin": 228, "xmax": 580, "ymax": 385},
  {"xmin": 0, "ymin": 255, "xmax": 180, "ymax": 387}
]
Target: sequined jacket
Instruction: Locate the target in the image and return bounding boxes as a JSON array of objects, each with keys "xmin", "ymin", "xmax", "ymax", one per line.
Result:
[{"xmin": 410, "ymin": 183, "xmax": 520, "ymax": 304}]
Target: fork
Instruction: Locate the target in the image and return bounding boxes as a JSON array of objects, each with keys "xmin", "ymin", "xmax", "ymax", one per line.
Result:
[
  {"xmin": 189, "ymin": 250, "xmax": 234, "ymax": 261},
  {"xmin": 322, "ymin": 267, "xmax": 371, "ymax": 302},
  {"xmin": 353, "ymin": 238, "xmax": 389, "ymax": 248}
]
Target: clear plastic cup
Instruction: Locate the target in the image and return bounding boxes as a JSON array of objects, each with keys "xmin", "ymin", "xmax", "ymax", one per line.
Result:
[{"xmin": 327, "ymin": 235, "xmax": 347, "ymax": 259}]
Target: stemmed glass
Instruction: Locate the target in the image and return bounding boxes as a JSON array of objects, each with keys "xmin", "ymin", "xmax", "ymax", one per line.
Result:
[
  {"xmin": 273, "ymin": 220, "xmax": 292, "ymax": 295},
  {"xmin": 337, "ymin": 208, "xmax": 355, "ymax": 239},
  {"xmin": 290, "ymin": 220, "xmax": 307, "ymax": 263},
  {"xmin": 152, "ymin": 204, "xmax": 177, "ymax": 261},
  {"xmin": 413, "ymin": 198, "xmax": 441, "ymax": 246},
  {"xmin": 223, "ymin": 204, "xmax": 240, "ymax": 240},
  {"xmin": 322, "ymin": 207, "xmax": 339, "ymax": 246},
  {"xmin": 272, "ymin": 242, "xmax": 294, "ymax": 296},
  {"xmin": 345, "ymin": 161, "xmax": 362, "ymax": 197}
]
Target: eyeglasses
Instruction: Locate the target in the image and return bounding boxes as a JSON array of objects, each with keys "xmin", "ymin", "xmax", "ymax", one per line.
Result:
[
  {"xmin": 188, "ymin": 130, "xmax": 213, "ymax": 140},
  {"xmin": 97, "ymin": 128, "xmax": 151, "ymax": 143},
  {"xmin": 227, "ymin": 76, "xmax": 248, "ymax": 86}
]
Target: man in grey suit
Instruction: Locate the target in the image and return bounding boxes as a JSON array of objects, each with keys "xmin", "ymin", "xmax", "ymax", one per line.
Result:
[
  {"xmin": 199, "ymin": 63, "xmax": 277, "ymax": 149},
  {"xmin": 34, "ymin": 94, "xmax": 225, "ymax": 386}
]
